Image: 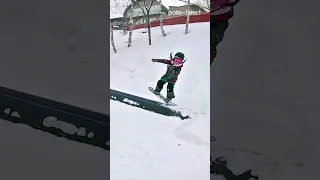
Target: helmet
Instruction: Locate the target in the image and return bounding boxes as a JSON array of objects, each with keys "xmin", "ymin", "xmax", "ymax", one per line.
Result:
[{"xmin": 175, "ymin": 52, "xmax": 185, "ymax": 60}]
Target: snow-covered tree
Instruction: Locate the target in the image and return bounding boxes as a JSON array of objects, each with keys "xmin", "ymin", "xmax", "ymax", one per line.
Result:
[
  {"xmin": 110, "ymin": 0, "xmax": 131, "ymax": 41},
  {"xmin": 134, "ymin": 0, "xmax": 157, "ymax": 45},
  {"xmin": 185, "ymin": 0, "xmax": 190, "ymax": 34},
  {"xmin": 128, "ymin": 0, "xmax": 134, "ymax": 47},
  {"xmin": 194, "ymin": 0, "xmax": 209, "ymax": 11},
  {"xmin": 158, "ymin": 0, "xmax": 166, "ymax": 36}
]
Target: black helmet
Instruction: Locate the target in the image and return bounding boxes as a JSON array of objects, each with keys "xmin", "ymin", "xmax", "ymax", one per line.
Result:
[{"xmin": 175, "ymin": 52, "xmax": 185, "ymax": 60}]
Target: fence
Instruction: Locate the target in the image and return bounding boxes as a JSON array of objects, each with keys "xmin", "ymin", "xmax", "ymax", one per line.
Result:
[{"xmin": 125, "ymin": 12, "xmax": 209, "ymax": 30}]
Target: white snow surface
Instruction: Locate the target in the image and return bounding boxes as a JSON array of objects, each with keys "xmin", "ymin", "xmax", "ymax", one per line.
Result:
[{"xmin": 110, "ymin": 23, "xmax": 210, "ymax": 180}]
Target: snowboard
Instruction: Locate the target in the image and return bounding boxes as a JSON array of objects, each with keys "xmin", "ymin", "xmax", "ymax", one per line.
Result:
[{"xmin": 148, "ymin": 87, "xmax": 177, "ymax": 106}]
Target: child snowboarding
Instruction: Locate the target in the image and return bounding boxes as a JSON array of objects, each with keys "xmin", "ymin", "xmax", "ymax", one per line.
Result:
[
  {"xmin": 149, "ymin": 52, "xmax": 186, "ymax": 104},
  {"xmin": 211, "ymin": 0, "xmax": 240, "ymax": 65}
]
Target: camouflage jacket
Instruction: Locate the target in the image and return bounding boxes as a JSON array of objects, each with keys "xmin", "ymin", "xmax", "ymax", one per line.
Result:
[{"xmin": 153, "ymin": 59, "xmax": 182, "ymax": 83}]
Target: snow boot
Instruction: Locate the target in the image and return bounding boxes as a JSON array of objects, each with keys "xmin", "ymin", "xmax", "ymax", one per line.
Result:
[
  {"xmin": 166, "ymin": 91, "xmax": 175, "ymax": 101},
  {"xmin": 154, "ymin": 86, "xmax": 162, "ymax": 95}
]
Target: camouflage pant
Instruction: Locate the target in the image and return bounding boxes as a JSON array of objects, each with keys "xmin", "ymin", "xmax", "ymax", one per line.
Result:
[
  {"xmin": 211, "ymin": 18, "xmax": 229, "ymax": 65},
  {"xmin": 156, "ymin": 79, "xmax": 175, "ymax": 99}
]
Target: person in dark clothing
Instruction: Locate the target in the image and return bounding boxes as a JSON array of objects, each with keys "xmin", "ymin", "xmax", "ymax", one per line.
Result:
[
  {"xmin": 151, "ymin": 52, "xmax": 185, "ymax": 101},
  {"xmin": 211, "ymin": 0, "xmax": 240, "ymax": 65},
  {"xmin": 211, "ymin": 157, "xmax": 259, "ymax": 180}
]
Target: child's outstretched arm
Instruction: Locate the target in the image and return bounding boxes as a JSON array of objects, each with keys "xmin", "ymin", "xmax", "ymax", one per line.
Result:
[{"xmin": 151, "ymin": 58, "xmax": 173, "ymax": 64}]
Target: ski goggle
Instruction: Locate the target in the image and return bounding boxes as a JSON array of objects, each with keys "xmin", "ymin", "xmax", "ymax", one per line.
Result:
[{"xmin": 174, "ymin": 57, "xmax": 183, "ymax": 64}]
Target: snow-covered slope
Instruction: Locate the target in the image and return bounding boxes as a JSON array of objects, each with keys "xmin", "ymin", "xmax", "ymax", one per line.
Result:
[
  {"xmin": 110, "ymin": 23, "xmax": 210, "ymax": 180},
  {"xmin": 211, "ymin": 0, "xmax": 320, "ymax": 179}
]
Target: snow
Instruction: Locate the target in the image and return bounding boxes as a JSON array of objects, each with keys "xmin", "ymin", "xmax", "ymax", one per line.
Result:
[
  {"xmin": 211, "ymin": 0, "xmax": 320, "ymax": 179},
  {"xmin": 110, "ymin": 12, "xmax": 123, "ymax": 19},
  {"xmin": 110, "ymin": 23, "xmax": 210, "ymax": 180},
  {"xmin": 0, "ymin": 119, "xmax": 109, "ymax": 180}
]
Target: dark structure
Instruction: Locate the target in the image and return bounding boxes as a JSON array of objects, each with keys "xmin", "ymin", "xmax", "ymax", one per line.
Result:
[
  {"xmin": 110, "ymin": 89, "xmax": 190, "ymax": 120},
  {"xmin": 0, "ymin": 86, "xmax": 110, "ymax": 150},
  {"xmin": 111, "ymin": 17, "xmax": 124, "ymax": 29}
]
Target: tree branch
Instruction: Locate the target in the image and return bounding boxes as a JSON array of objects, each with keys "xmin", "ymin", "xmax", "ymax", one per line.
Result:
[
  {"xmin": 135, "ymin": 1, "xmax": 147, "ymax": 16},
  {"xmin": 147, "ymin": 0, "xmax": 155, "ymax": 10},
  {"xmin": 177, "ymin": 0, "xmax": 210, "ymax": 10},
  {"xmin": 143, "ymin": 0, "xmax": 147, "ymax": 9}
]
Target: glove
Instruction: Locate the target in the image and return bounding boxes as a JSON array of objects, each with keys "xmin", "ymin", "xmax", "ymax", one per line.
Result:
[{"xmin": 169, "ymin": 52, "xmax": 173, "ymax": 60}]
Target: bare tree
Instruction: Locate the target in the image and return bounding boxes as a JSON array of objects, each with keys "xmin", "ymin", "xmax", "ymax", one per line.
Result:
[
  {"xmin": 122, "ymin": 27, "xmax": 128, "ymax": 35},
  {"xmin": 177, "ymin": 0, "xmax": 209, "ymax": 11},
  {"xmin": 158, "ymin": 0, "xmax": 166, "ymax": 36},
  {"xmin": 110, "ymin": 25, "xmax": 117, "ymax": 53},
  {"xmin": 127, "ymin": 0, "xmax": 134, "ymax": 47},
  {"xmin": 134, "ymin": 0, "xmax": 156, "ymax": 45},
  {"xmin": 121, "ymin": 17, "xmax": 127, "ymax": 35},
  {"xmin": 195, "ymin": 0, "xmax": 209, "ymax": 10},
  {"xmin": 110, "ymin": 0, "xmax": 130, "ymax": 35},
  {"xmin": 111, "ymin": 0, "xmax": 129, "ymax": 14},
  {"xmin": 184, "ymin": 0, "xmax": 190, "ymax": 34}
]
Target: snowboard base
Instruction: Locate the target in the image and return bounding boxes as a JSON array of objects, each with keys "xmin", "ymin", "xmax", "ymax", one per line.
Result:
[{"xmin": 148, "ymin": 87, "xmax": 177, "ymax": 106}]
